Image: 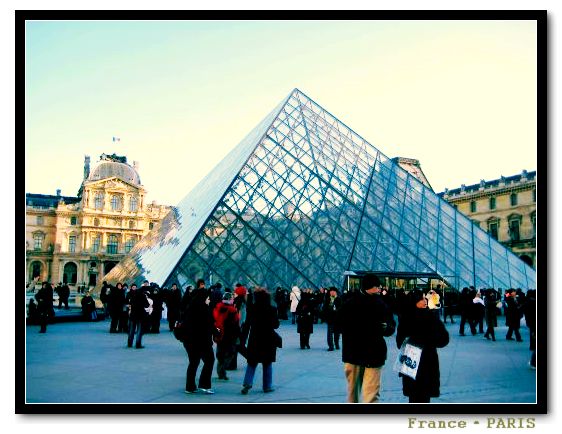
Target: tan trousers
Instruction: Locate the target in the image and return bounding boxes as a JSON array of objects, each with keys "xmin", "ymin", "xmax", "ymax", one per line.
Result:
[{"xmin": 344, "ymin": 363, "xmax": 382, "ymax": 403}]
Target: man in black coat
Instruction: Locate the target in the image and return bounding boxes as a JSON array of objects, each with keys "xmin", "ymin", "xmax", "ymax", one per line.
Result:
[
  {"xmin": 166, "ymin": 283, "xmax": 182, "ymax": 332},
  {"xmin": 126, "ymin": 283, "xmax": 149, "ymax": 348},
  {"xmin": 322, "ymin": 287, "xmax": 342, "ymax": 351},
  {"xmin": 35, "ymin": 282, "xmax": 54, "ymax": 333},
  {"xmin": 181, "ymin": 286, "xmax": 215, "ymax": 394},
  {"xmin": 505, "ymin": 289, "xmax": 523, "ymax": 342},
  {"xmin": 337, "ymin": 275, "xmax": 396, "ymax": 403},
  {"xmin": 108, "ymin": 283, "xmax": 126, "ymax": 333},
  {"xmin": 59, "ymin": 283, "xmax": 70, "ymax": 310}
]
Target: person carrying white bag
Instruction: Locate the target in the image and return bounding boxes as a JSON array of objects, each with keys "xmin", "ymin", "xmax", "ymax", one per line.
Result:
[{"xmin": 395, "ymin": 289, "xmax": 449, "ymax": 403}]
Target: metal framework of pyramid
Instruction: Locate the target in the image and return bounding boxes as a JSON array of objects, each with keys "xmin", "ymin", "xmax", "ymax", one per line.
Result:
[{"xmin": 104, "ymin": 89, "xmax": 536, "ymax": 291}]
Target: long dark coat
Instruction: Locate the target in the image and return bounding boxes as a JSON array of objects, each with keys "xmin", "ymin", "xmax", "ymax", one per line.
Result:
[
  {"xmin": 296, "ymin": 295, "xmax": 314, "ymax": 334},
  {"xmin": 396, "ymin": 308, "xmax": 449, "ymax": 398},
  {"xmin": 182, "ymin": 288, "xmax": 215, "ymax": 350},
  {"xmin": 337, "ymin": 291, "xmax": 396, "ymax": 368},
  {"xmin": 244, "ymin": 302, "xmax": 280, "ymax": 365},
  {"xmin": 484, "ymin": 295, "xmax": 498, "ymax": 328},
  {"xmin": 505, "ymin": 296, "xmax": 522, "ymax": 328},
  {"xmin": 108, "ymin": 285, "xmax": 126, "ymax": 316}
]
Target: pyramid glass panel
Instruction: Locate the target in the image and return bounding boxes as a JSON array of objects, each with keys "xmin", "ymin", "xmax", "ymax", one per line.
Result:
[{"xmin": 102, "ymin": 89, "xmax": 536, "ymax": 291}]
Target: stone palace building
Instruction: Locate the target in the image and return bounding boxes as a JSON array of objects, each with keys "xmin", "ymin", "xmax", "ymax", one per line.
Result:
[
  {"xmin": 439, "ymin": 170, "xmax": 536, "ymax": 268},
  {"xmin": 25, "ymin": 153, "xmax": 171, "ymax": 289}
]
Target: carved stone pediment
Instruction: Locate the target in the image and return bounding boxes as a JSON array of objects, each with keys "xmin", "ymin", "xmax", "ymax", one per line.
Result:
[{"xmin": 86, "ymin": 177, "xmax": 142, "ymax": 193}]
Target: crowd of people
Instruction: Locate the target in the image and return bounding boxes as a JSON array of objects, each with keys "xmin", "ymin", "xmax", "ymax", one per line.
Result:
[{"xmin": 27, "ymin": 277, "xmax": 537, "ymax": 402}]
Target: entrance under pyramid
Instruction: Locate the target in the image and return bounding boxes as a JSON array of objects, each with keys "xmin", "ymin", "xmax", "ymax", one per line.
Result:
[{"xmin": 103, "ymin": 89, "xmax": 536, "ymax": 292}]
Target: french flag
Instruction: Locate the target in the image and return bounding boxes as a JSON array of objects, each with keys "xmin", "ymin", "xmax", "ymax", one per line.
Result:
[{"xmin": 112, "ymin": 137, "xmax": 121, "ymax": 142}]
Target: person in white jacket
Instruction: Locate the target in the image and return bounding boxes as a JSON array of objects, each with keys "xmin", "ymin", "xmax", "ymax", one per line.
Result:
[{"xmin": 289, "ymin": 286, "xmax": 301, "ymax": 324}]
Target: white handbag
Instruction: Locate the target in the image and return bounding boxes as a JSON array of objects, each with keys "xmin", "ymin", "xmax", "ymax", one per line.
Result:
[{"xmin": 393, "ymin": 338, "xmax": 423, "ymax": 380}]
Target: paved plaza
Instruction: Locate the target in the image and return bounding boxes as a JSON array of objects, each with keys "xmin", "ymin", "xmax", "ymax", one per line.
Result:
[{"xmin": 23, "ymin": 312, "xmax": 537, "ymax": 406}]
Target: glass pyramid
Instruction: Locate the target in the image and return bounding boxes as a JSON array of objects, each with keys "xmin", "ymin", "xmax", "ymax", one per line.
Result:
[{"xmin": 104, "ymin": 89, "xmax": 536, "ymax": 291}]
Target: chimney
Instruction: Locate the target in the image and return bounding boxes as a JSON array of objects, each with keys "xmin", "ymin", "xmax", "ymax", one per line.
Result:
[
  {"xmin": 56, "ymin": 189, "xmax": 61, "ymax": 197},
  {"xmin": 84, "ymin": 155, "xmax": 91, "ymax": 180}
]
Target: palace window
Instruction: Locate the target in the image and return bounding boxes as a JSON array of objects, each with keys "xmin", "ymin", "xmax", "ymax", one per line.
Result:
[
  {"xmin": 111, "ymin": 195, "xmax": 122, "ymax": 211},
  {"xmin": 129, "ymin": 220, "xmax": 135, "ymax": 229},
  {"xmin": 129, "ymin": 196, "xmax": 138, "ymax": 212},
  {"xmin": 149, "ymin": 222, "xmax": 154, "ymax": 230},
  {"xmin": 124, "ymin": 237, "xmax": 136, "ymax": 253},
  {"xmin": 510, "ymin": 192, "xmax": 518, "ymax": 206},
  {"xmin": 508, "ymin": 218, "xmax": 521, "ymax": 241},
  {"xmin": 94, "ymin": 192, "xmax": 104, "ymax": 209},
  {"xmin": 70, "ymin": 216, "xmax": 77, "ymax": 225},
  {"xmin": 94, "ymin": 218, "xmax": 100, "ymax": 227},
  {"xmin": 92, "ymin": 234, "xmax": 101, "ymax": 253},
  {"xmin": 37, "ymin": 215, "xmax": 44, "ymax": 225},
  {"xmin": 69, "ymin": 235, "xmax": 77, "ymax": 253},
  {"xmin": 107, "ymin": 234, "xmax": 118, "ymax": 254},
  {"xmin": 470, "ymin": 201, "xmax": 477, "ymax": 213},
  {"xmin": 533, "ymin": 189, "xmax": 536, "ymax": 202},
  {"xmin": 531, "ymin": 212, "xmax": 536, "ymax": 237},
  {"xmin": 489, "ymin": 197, "xmax": 496, "ymax": 210},
  {"xmin": 488, "ymin": 220, "xmax": 499, "ymax": 240},
  {"xmin": 33, "ymin": 233, "xmax": 44, "ymax": 250}
]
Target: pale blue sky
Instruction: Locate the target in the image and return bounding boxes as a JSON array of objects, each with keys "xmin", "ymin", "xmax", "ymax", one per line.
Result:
[{"xmin": 25, "ymin": 20, "xmax": 538, "ymax": 205}]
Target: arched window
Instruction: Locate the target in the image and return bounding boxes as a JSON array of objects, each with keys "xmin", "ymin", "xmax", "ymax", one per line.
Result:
[
  {"xmin": 94, "ymin": 192, "xmax": 104, "ymax": 209},
  {"xmin": 107, "ymin": 234, "xmax": 118, "ymax": 254},
  {"xmin": 63, "ymin": 262, "xmax": 78, "ymax": 285},
  {"xmin": 111, "ymin": 195, "xmax": 122, "ymax": 211},
  {"xmin": 129, "ymin": 196, "xmax": 138, "ymax": 212}
]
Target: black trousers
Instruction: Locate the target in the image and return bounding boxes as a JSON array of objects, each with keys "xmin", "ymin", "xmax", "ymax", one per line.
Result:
[
  {"xmin": 326, "ymin": 323, "xmax": 340, "ymax": 349},
  {"xmin": 184, "ymin": 342, "xmax": 215, "ymax": 391},
  {"xmin": 459, "ymin": 314, "xmax": 476, "ymax": 335},
  {"xmin": 484, "ymin": 325, "xmax": 496, "ymax": 340},
  {"xmin": 299, "ymin": 333, "xmax": 311, "ymax": 349},
  {"xmin": 506, "ymin": 326, "xmax": 522, "ymax": 341}
]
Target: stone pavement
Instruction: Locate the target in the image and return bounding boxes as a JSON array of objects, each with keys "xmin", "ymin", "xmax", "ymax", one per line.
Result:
[{"xmin": 24, "ymin": 316, "xmax": 537, "ymax": 405}]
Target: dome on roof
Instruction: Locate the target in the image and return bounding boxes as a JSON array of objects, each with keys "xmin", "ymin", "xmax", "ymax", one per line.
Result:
[{"xmin": 88, "ymin": 160, "xmax": 141, "ymax": 185}]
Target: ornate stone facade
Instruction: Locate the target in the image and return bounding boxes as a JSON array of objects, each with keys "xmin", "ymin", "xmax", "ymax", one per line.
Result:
[
  {"xmin": 439, "ymin": 170, "xmax": 536, "ymax": 268},
  {"xmin": 26, "ymin": 154, "xmax": 171, "ymax": 289}
]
